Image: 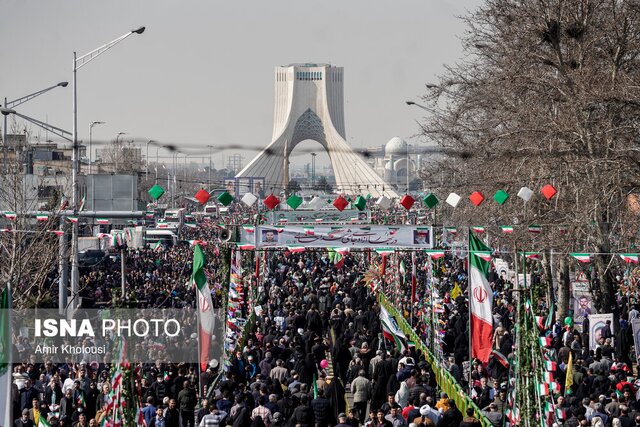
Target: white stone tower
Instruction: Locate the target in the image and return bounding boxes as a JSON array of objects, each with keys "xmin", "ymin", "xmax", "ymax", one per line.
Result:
[{"xmin": 236, "ymin": 63, "xmax": 398, "ymax": 198}]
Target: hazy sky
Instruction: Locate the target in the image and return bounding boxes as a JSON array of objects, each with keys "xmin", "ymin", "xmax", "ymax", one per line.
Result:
[{"xmin": 2, "ymin": 0, "xmax": 482, "ymax": 169}]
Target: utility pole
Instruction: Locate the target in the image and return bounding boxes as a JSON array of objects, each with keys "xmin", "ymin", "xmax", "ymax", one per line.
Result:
[
  {"xmin": 121, "ymin": 247, "xmax": 126, "ymax": 298},
  {"xmin": 58, "ymin": 217, "xmax": 68, "ymax": 315},
  {"xmin": 311, "ymin": 152, "xmax": 316, "ymax": 188},
  {"xmin": 207, "ymin": 145, "xmax": 213, "ymax": 191}
]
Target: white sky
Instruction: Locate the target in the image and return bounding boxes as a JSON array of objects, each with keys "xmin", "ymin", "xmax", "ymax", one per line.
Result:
[{"xmin": 1, "ymin": 0, "xmax": 482, "ymax": 169}]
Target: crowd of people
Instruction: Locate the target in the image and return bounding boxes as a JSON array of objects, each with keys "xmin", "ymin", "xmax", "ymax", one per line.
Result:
[{"xmin": 9, "ymin": 205, "xmax": 640, "ymax": 427}]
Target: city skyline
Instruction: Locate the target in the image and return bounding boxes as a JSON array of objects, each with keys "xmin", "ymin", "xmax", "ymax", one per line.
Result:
[{"xmin": 2, "ymin": 0, "xmax": 482, "ymax": 169}]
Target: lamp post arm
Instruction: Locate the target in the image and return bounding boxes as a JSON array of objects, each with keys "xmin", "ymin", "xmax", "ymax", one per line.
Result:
[
  {"xmin": 11, "ymin": 111, "xmax": 73, "ymax": 142},
  {"xmin": 74, "ymin": 32, "xmax": 135, "ymax": 71},
  {"xmin": 5, "ymin": 83, "xmax": 68, "ymax": 109}
]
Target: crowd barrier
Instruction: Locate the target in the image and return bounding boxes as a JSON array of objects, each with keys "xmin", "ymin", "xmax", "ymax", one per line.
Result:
[{"xmin": 378, "ymin": 294, "xmax": 492, "ymax": 427}]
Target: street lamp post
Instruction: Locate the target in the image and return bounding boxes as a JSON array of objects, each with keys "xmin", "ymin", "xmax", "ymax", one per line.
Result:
[
  {"xmin": 311, "ymin": 152, "xmax": 316, "ymax": 188},
  {"xmin": 207, "ymin": 145, "xmax": 213, "ymax": 191},
  {"xmin": 89, "ymin": 121, "xmax": 105, "ymax": 174},
  {"xmin": 2, "ymin": 81, "xmax": 68, "ymax": 173},
  {"xmin": 145, "ymin": 140, "xmax": 155, "ymax": 181},
  {"xmin": 70, "ymin": 26, "xmax": 145, "ymax": 311},
  {"xmin": 156, "ymin": 145, "xmax": 160, "ymax": 183}
]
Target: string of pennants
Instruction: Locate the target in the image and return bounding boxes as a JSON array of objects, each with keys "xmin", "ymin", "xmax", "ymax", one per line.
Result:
[{"xmin": 145, "ymin": 183, "xmax": 561, "ymax": 212}]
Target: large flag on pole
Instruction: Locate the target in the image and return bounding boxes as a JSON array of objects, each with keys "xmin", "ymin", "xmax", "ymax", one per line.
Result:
[
  {"xmin": 469, "ymin": 231, "xmax": 493, "ymax": 362},
  {"xmin": 380, "ymin": 305, "xmax": 407, "ymax": 352},
  {"xmin": 0, "ymin": 286, "xmax": 12, "ymax": 427},
  {"xmin": 192, "ymin": 244, "xmax": 215, "ymax": 371}
]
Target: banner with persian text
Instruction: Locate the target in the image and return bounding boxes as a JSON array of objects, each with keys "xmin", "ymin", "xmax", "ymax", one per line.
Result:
[
  {"xmin": 266, "ymin": 209, "xmax": 371, "ymax": 224},
  {"xmin": 243, "ymin": 225, "xmax": 433, "ymax": 249}
]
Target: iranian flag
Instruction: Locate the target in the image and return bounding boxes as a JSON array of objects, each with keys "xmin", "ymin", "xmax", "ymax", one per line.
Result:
[
  {"xmin": 48, "ymin": 230, "xmax": 64, "ymax": 236},
  {"xmin": 539, "ymin": 336, "xmax": 552, "ymax": 347},
  {"xmin": 152, "ymin": 241, "xmax": 162, "ymax": 251},
  {"xmin": 528, "ymin": 225, "xmax": 542, "ymax": 233},
  {"xmin": 67, "ymin": 216, "xmax": 79, "ymax": 223},
  {"xmin": 444, "ymin": 226, "xmax": 457, "ymax": 234},
  {"xmin": 469, "ymin": 232, "xmax": 493, "ymax": 362},
  {"xmin": 525, "ymin": 252, "xmax": 540, "ymax": 260},
  {"xmin": 620, "ymin": 254, "xmax": 639, "ymax": 264},
  {"xmin": 471, "ymin": 226, "xmax": 485, "ymax": 233},
  {"xmin": 4, "ymin": 212, "xmax": 16, "ymax": 220},
  {"xmin": 328, "ymin": 247, "xmax": 349, "ymax": 269},
  {"xmin": 500, "ymin": 225, "xmax": 514, "ymax": 234},
  {"xmin": 375, "ymin": 248, "xmax": 395, "ymax": 256},
  {"xmin": 535, "ymin": 316, "xmax": 546, "ymax": 330},
  {"xmin": 570, "ymin": 253, "xmax": 591, "ymax": 263},
  {"xmin": 287, "ymin": 246, "xmax": 305, "ymax": 253},
  {"xmin": 537, "ymin": 383, "xmax": 550, "ymax": 396},
  {"xmin": 238, "ymin": 243, "xmax": 255, "ymax": 250},
  {"xmin": 36, "ymin": 214, "xmax": 48, "ymax": 221},
  {"xmin": 0, "ymin": 287, "xmax": 12, "ymax": 427},
  {"xmin": 96, "ymin": 218, "xmax": 109, "ymax": 225},
  {"xmin": 242, "ymin": 225, "xmax": 255, "ymax": 233},
  {"xmin": 303, "ymin": 226, "xmax": 314, "ymax": 235},
  {"xmin": 424, "ymin": 250, "xmax": 445, "ymax": 259},
  {"xmin": 380, "ymin": 305, "xmax": 407, "ymax": 352},
  {"xmin": 192, "ymin": 244, "xmax": 215, "ymax": 371},
  {"xmin": 544, "ymin": 360, "xmax": 557, "ymax": 371},
  {"xmin": 38, "ymin": 417, "xmax": 51, "ymax": 427}
]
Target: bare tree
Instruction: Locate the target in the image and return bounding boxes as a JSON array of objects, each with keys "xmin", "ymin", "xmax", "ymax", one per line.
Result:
[
  {"xmin": 421, "ymin": 0, "xmax": 640, "ymax": 312},
  {"xmin": 0, "ymin": 125, "xmax": 63, "ymax": 308}
]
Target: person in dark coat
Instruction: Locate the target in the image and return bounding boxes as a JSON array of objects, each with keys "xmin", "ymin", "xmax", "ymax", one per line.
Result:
[
  {"xmin": 311, "ymin": 389, "xmax": 333, "ymax": 427},
  {"xmin": 231, "ymin": 401, "xmax": 252, "ymax": 427},
  {"xmin": 324, "ymin": 376, "xmax": 346, "ymax": 423},
  {"xmin": 19, "ymin": 380, "xmax": 40, "ymax": 412},
  {"xmin": 289, "ymin": 394, "xmax": 314, "ymax": 427}
]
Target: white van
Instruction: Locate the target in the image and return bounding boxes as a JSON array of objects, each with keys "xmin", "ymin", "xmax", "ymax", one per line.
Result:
[{"xmin": 145, "ymin": 229, "xmax": 179, "ymax": 247}]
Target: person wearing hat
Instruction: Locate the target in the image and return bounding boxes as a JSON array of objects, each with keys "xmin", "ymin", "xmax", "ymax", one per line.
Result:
[
  {"xmin": 334, "ymin": 412, "xmax": 350, "ymax": 427},
  {"xmin": 417, "ymin": 402, "xmax": 441, "ymax": 426}
]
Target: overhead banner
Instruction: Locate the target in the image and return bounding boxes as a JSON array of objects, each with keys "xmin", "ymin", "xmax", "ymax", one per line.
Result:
[
  {"xmin": 267, "ymin": 210, "xmax": 371, "ymax": 224},
  {"xmin": 245, "ymin": 225, "xmax": 433, "ymax": 249},
  {"xmin": 589, "ymin": 313, "xmax": 613, "ymax": 350},
  {"xmin": 632, "ymin": 319, "xmax": 640, "ymax": 363}
]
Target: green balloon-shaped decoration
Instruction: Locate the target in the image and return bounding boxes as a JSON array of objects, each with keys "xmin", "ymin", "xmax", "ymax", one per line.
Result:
[{"xmin": 564, "ymin": 316, "xmax": 573, "ymax": 326}]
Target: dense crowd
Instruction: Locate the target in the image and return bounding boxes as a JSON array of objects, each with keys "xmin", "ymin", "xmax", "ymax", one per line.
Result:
[{"xmin": 10, "ymin": 205, "xmax": 640, "ymax": 427}]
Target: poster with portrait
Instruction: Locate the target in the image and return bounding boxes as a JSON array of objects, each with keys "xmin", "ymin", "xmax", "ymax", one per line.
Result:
[
  {"xmin": 260, "ymin": 229, "xmax": 279, "ymax": 245},
  {"xmin": 573, "ymin": 290, "xmax": 595, "ymax": 333},
  {"xmin": 589, "ymin": 313, "xmax": 613, "ymax": 350},
  {"xmin": 632, "ymin": 319, "xmax": 640, "ymax": 363}
]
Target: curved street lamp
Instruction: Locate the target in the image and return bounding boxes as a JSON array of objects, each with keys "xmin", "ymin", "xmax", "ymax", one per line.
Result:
[
  {"xmin": 69, "ymin": 27, "xmax": 146, "ymax": 310},
  {"xmin": 2, "ymin": 81, "xmax": 68, "ymax": 173}
]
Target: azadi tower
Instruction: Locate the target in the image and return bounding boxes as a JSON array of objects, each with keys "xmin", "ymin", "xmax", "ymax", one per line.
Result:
[{"xmin": 236, "ymin": 63, "xmax": 398, "ymax": 199}]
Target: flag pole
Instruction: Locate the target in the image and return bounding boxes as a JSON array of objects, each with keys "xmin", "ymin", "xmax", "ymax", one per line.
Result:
[
  {"xmin": 468, "ymin": 228, "xmax": 473, "ymax": 395},
  {"xmin": 410, "ymin": 250, "xmax": 416, "ymax": 327}
]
